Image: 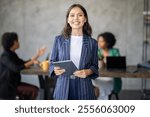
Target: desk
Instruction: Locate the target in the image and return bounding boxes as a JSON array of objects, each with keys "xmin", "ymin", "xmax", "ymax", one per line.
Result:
[
  {"xmin": 22, "ymin": 66, "xmax": 150, "ymax": 99},
  {"xmin": 21, "ymin": 67, "xmax": 49, "ymax": 76},
  {"xmin": 99, "ymin": 66, "xmax": 150, "ymax": 78},
  {"xmin": 21, "ymin": 67, "xmax": 55, "ymax": 100},
  {"xmin": 99, "ymin": 66, "xmax": 150, "ymax": 99}
]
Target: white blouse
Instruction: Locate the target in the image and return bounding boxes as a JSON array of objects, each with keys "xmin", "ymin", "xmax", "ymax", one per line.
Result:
[{"xmin": 70, "ymin": 35, "xmax": 83, "ymax": 69}]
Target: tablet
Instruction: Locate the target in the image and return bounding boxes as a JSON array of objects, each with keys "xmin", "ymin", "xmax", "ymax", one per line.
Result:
[{"xmin": 53, "ymin": 60, "xmax": 78, "ymax": 76}]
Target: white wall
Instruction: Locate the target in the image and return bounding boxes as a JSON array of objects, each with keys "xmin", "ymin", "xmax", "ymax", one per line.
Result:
[{"xmin": 0, "ymin": 0, "xmax": 145, "ymax": 89}]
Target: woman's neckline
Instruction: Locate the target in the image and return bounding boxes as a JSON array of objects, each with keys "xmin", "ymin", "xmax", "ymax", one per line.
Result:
[{"xmin": 71, "ymin": 35, "xmax": 83, "ymax": 38}]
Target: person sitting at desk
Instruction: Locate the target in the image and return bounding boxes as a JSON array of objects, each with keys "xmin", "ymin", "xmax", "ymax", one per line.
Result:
[
  {"xmin": 92, "ymin": 32, "xmax": 122, "ymax": 100},
  {"xmin": 0, "ymin": 32, "xmax": 46, "ymax": 100}
]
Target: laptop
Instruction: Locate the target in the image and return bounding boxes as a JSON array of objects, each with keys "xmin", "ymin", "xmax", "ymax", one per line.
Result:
[
  {"xmin": 106, "ymin": 56, "xmax": 138, "ymax": 73},
  {"xmin": 106, "ymin": 56, "xmax": 127, "ymax": 70}
]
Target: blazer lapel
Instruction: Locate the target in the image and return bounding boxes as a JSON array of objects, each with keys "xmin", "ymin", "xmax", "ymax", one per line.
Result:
[
  {"xmin": 61, "ymin": 35, "xmax": 89, "ymax": 69},
  {"xmin": 79, "ymin": 35, "xmax": 89, "ymax": 69},
  {"xmin": 61, "ymin": 38, "xmax": 70, "ymax": 61}
]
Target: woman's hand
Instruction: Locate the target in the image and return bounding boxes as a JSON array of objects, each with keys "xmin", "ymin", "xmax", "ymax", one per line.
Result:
[
  {"xmin": 36, "ymin": 46, "xmax": 47, "ymax": 57},
  {"xmin": 32, "ymin": 46, "xmax": 47, "ymax": 61},
  {"xmin": 54, "ymin": 67, "xmax": 66, "ymax": 76},
  {"xmin": 33, "ymin": 60, "xmax": 40, "ymax": 65},
  {"xmin": 73, "ymin": 69, "xmax": 93, "ymax": 78}
]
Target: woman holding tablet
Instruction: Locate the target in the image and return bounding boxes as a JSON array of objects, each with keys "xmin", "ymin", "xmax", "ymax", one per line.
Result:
[{"xmin": 49, "ymin": 4, "xmax": 98, "ymax": 100}]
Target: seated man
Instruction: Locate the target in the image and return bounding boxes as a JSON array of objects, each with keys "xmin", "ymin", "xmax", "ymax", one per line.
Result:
[{"xmin": 0, "ymin": 32, "xmax": 46, "ymax": 100}]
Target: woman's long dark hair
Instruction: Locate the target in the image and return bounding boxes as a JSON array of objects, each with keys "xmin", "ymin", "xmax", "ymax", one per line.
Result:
[{"xmin": 62, "ymin": 4, "xmax": 92, "ymax": 39}]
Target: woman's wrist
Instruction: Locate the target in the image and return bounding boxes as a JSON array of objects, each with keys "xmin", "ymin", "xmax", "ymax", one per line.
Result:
[
  {"xmin": 24, "ymin": 59, "xmax": 34, "ymax": 68},
  {"xmin": 31, "ymin": 54, "xmax": 39, "ymax": 61},
  {"xmin": 31, "ymin": 59, "xmax": 35, "ymax": 64},
  {"xmin": 87, "ymin": 69, "xmax": 93, "ymax": 76}
]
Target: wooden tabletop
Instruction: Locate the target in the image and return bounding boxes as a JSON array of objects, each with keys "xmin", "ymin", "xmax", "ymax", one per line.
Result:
[
  {"xmin": 21, "ymin": 66, "xmax": 49, "ymax": 76},
  {"xmin": 99, "ymin": 66, "xmax": 150, "ymax": 78},
  {"xmin": 21, "ymin": 66, "xmax": 150, "ymax": 78}
]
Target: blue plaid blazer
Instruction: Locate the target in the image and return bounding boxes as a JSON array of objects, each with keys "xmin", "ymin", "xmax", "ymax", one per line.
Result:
[{"xmin": 49, "ymin": 35, "xmax": 98, "ymax": 100}]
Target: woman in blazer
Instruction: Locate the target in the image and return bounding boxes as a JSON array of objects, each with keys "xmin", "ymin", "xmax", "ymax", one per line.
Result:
[
  {"xmin": 49, "ymin": 4, "xmax": 98, "ymax": 100},
  {"xmin": 92, "ymin": 32, "xmax": 122, "ymax": 100}
]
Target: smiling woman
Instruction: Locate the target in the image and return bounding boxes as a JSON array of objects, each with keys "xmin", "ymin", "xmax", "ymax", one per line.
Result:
[
  {"xmin": 62, "ymin": 4, "xmax": 92, "ymax": 39},
  {"xmin": 49, "ymin": 4, "xmax": 98, "ymax": 100}
]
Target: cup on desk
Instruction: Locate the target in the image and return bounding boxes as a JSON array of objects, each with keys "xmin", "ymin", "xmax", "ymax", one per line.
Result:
[{"xmin": 40, "ymin": 60, "xmax": 49, "ymax": 71}]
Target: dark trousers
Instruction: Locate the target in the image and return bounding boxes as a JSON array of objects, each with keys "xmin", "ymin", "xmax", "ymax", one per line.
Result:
[
  {"xmin": 17, "ymin": 82, "xmax": 39, "ymax": 100},
  {"xmin": 68, "ymin": 79, "xmax": 78, "ymax": 100}
]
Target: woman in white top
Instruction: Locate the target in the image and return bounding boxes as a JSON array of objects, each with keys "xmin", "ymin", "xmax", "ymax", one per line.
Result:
[{"xmin": 49, "ymin": 4, "xmax": 98, "ymax": 100}]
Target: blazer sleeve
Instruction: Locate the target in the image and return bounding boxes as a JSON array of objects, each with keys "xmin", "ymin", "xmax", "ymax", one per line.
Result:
[
  {"xmin": 89, "ymin": 40, "xmax": 99, "ymax": 79},
  {"xmin": 1, "ymin": 55, "xmax": 25, "ymax": 73},
  {"xmin": 49, "ymin": 36, "xmax": 59, "ymax": 78}
]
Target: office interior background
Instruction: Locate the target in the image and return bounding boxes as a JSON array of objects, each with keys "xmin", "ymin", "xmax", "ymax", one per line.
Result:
[{"xmin": 0, "ymin": 0, "xmax": 149, "ymax": 99}]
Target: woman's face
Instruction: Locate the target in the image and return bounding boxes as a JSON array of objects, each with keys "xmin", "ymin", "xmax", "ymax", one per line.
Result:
[
  {"xmin": 98, "ymin": 36, "xmax": 107, "ymax": 49},
  {"xmin": 68, "ymin": 7, "xmax": 86, "ymax": 30},
  {"xmin": 13, "ymin": 40, "xmax": 20, "ymax": 50}
]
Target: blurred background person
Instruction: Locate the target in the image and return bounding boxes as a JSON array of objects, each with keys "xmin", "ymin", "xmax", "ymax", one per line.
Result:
[
  {"xmin": 93, "ymin": 32, "xmax": 122, "ymax": 100},
  {"xmin": 0, "ymin": 32, "xmax": 46, "ymax": 100}
]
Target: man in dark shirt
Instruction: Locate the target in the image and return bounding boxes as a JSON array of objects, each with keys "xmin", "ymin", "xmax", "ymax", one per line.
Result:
[{"xmin": 0, "ymin": 32, "xmax": 46, "ymax": 99}]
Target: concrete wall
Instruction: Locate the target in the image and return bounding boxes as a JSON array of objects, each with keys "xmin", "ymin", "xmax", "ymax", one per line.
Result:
[{"xmin": 0, "ymin": 0, "xmax": 145, "ymax": 89}]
